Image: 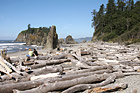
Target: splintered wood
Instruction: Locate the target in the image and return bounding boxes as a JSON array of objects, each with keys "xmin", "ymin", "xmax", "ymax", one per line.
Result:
[{"xmin": 1, "ymin": 42, "xmax": 140, "ymax": 93}]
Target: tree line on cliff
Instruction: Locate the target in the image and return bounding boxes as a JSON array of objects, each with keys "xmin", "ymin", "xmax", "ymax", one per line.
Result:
[{"xmin": 92, "ymin": 0, "xmax": 140, "ymax": 44}]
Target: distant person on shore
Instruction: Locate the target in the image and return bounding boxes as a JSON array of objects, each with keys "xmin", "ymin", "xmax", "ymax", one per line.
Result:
[{"xmin": 33, "ymin": 49, "xmax": 38, "ymax": 57}]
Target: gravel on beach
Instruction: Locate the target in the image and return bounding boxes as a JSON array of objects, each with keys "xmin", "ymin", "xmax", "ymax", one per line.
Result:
[{"xmin": 110, "ymin": 75, "xmax": 140, "ymax": 93}]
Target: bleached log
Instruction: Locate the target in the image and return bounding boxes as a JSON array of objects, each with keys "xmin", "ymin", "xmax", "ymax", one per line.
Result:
[
  {"xmin": 30, "ymin": 62, "xmax": 46, "ymax": 69},
  {"xmin": 35, "ymin": 59, "xmax": 71, "ymax": 65},
  {"xmin": 65, "ymin": 65, "xmax": 112, "ymax": 75},
  {"xmin": 30, "ymin": 65, "xmax": 63, "ymax": 76},
  {"xmin": 31, "ymin": 59, "xmax": 70, "ymax": 69},
  {"xmin": 123, "ymin": 72, "xmax": 140, "ymax": 76},
  {"xmin": 81, "ymin": 51, "xmax": 90, "ymax": 56},
  {"xmin": 86, "ymin": 62, "xmax": 100, "ymax": 66},
  {"xmin": 30, "ymin": 72, "xmax": 61, "ymax": 81},
  {"xmin": 0, "ymin": 69, "xmax": 111, "ymax": 85},
  {"xmin": 0, "ymin": 69, "xmax": 112, "ymax": 89},
  {"xmin": 86, "ymin": 83, "xmax": 127, "ymax": 93},
  {"xmin": 72, "ymin": 54, "xmax": 83, "ymax": 61},
  {"xmin": 0, "ymin": 65, "xmax": 62, "ymax": 82},
  {"xmin": 10, "ymin": 55, "xmax": 50, "ymax": 63},
  {"xmin": 0, "ymin": 57, "xmax": 12, "ymax": 74},
  {"xmin": 0, "ymin": 78, "xmax": 46, "ymax": 93},
  {"xmin": 48, "ymin": 69, "xmax": 113, "ymax": 83},
  {"xmin": 75, "ymin": 61, "xmax": 90, "ymax": 68},
  {"xmin": 62, "ymin": 74, "xmax": 116, "ymax": 93},
  {"xmin": 0, "ymin": 64, "xmax": 11, "ymax": 76},
  {"xmin": 0, "ymin": 72, "xmax": 28, "ymax": 82},
  {"xmin": 10, "ymin": 57, "xmax": 19, "ymax": 63},
  {"xmin": 37, "ymin": 56, "xmax": 51, "ymax": 60},
  {"xmin": 0, "ymin": 57, "xmax": 21, "ymax": 75},
  {"xmin": 13, "ymin": 73, "xmax": 119, "ymax": 93},
  {"xmin": 51, "ymin": 54, "xmax": 67, "ymax": 60}
]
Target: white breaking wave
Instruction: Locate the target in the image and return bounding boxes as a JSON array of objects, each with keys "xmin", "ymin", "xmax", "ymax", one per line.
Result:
[
  {"xmin": 0, "ymin": 42, "xmax": 28, "ymax": 53},
  {"xmin": 0, "ymin": 43, "xmax": 26, "ymax": 46},
  {"xmin": 0, "ymin": 40, "xmax": 42, "ymax": 53}
]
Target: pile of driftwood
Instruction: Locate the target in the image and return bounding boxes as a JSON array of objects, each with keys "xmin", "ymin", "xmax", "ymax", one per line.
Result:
[{"xmin": 1, "ymin": 42, "xmax": 140, "ymax": 93}]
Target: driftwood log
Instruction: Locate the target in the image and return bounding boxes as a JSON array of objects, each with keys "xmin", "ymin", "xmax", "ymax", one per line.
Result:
[
  {"xmin": 12, "ymin": 73, "xmax": 119, "ymax": 93},
  {"xmin": 31, "ymin": 59, "xmax": 71, "ymax": 69},
  {"xmin": 86, "ymin": 83, "xmax": 127, "ymax": 93},
  {"xmin": 51, "ymin": 54, "xmax": 67, "ymax": 60},
  {"xmin": 62, "ymin": 74, "xmax": 116, "ymax": 93},
  {"xmin": 12, "ymin": 72, "xmax": 140, "ymax": 93},
  {"xmin": 0, "ymin": 65, "xmax": 62, "ymax": 82},
  {"xmin": 65, "ymin": 65, "xmax": 112, "ymax": 75}
]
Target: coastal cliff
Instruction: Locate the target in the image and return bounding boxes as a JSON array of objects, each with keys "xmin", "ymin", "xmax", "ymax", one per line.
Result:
[{"xmin": 16, "ymin": 25, "xmax": 58, "ymax": 49}]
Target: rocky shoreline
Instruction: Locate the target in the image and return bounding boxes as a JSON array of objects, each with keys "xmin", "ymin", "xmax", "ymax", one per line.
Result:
[{"xmin": 1, "ymin": 42, "xmax": 140, "ymax": 93}]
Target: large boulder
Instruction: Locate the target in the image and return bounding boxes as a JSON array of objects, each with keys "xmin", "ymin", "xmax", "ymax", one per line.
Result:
[
  {"xmin": 65, "ymin": 35, "xmax": 76, "ymax": 44},
  {"xmin": 45, "ymin": 26, "xmax": 58, "ymax": 49}
]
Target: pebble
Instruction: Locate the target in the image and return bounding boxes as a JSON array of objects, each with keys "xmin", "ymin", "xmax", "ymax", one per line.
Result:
[{"xmin": 111, "ymin": 75, "xmax": 140, "ymax": 93}]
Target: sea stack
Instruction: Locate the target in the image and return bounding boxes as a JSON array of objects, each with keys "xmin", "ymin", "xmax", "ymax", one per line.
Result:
[
  {"xmin": 15, "ymin": 25, "xmax": 58, "ymax": 49},
  {"xmin": 45, "ymin": 25, "xmax": 58, "ymax": 49},
  {"xmin": 65, "ymin": 35, "xmax": 76, "ymax": 44}
]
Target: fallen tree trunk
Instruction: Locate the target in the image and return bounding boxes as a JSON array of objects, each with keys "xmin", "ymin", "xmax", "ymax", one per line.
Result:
[
  {"xmin": 81, "ymin": 51, "xmax": 90, "ymax": 56},
  {"xmin": 72, "ymin": 54, "xmax": 83, "ymax": 61},
  {"xmin": 0, "ymin": 65, "xmax": 62, "ymax": 82},
  {"xmin": 0, "ymin": 57, "xmax": 13, "ymax": 74},
  {"xmin": 0, "ymin": 72, "xmax": 28, "ymax": 82},
  {"xmin": 10, "ymin": 55, "xmax": 51, "ymax": 63},
  {"xmin": 30, "ymin": 72, "xmax": 61, "ymax": 81},
  {"xmin": 14, "ymin": 71, "xmax": 137, "ymax": 93},
  {"xmin": 30, "ymin": 62, "xmax": 46, "ymax": 69},
  {"xmin": 48, "ymin": 69, "xmax": 112, "ymax": 83},
  {"xmin": 13, "ymin": 73, "xmax": 118, "ymax": 93},
  {"xmin": 37, "ymin": 56, "xmax": 51, "ymax": 60},
  {"xmin": 62, "ymin": 74, "xmax": 117, "ymax": 93},
  {"xmin": 0, "ymin": 66, "xmax": 63, "ymax": 93},
  {"xmin": 86, "ymin": 83, "xmax": 127, "ymax": 93},
  {"xmin": 10, "ymin": 57, "xmax": 19, "ymax": 63},
  {"xmin": 0, "ymin": 57, "xmax": 22, "ymax": 79},
  {"xmin": 0, "ymin": 69, "xmax": 112, "ymax": 92},
  {"xmin": 2, "ymin": 70, "xmax": 140, "ymax": 93},
  {"xmin": 0, "ymin": 79, "xmax": 45, "ymax": 93},
  {"xmin": 31, "ymin": 59, "xmax": 70, "ymax": 69},
  {"xmin": 51, "ymin": 54, "xmax": 67, "ymax": 60},
  {"xmin": 65, "ymin": 65, "xmax": 112, "ymax": 75}
]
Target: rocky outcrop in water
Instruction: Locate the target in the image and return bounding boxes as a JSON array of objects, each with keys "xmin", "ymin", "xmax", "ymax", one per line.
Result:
[
  {"xmin": 15, "ymin": 25, "xmax": 58, "ymax": 49},
  {"xmin": 45, "ymin": 26, "xmax": 58, "ymax": 49},
  {"xmin": 65, "ymin": 35, "xmax": 76, "ymax": 44}
]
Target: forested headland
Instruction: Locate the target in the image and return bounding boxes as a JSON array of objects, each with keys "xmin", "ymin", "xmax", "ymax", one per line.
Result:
[{"xmin": 92, "ymin": 0, "xmax": 140, "ymax": 44}]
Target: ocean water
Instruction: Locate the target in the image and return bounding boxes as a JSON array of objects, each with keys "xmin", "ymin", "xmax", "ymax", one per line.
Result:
[
  {"xmin": 0, "ymin": 40, "xmax": 42, "ymax": 53},
  {"xmin": 74, "ymin": 37, "xmax": 92, "ymax": 43}
]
